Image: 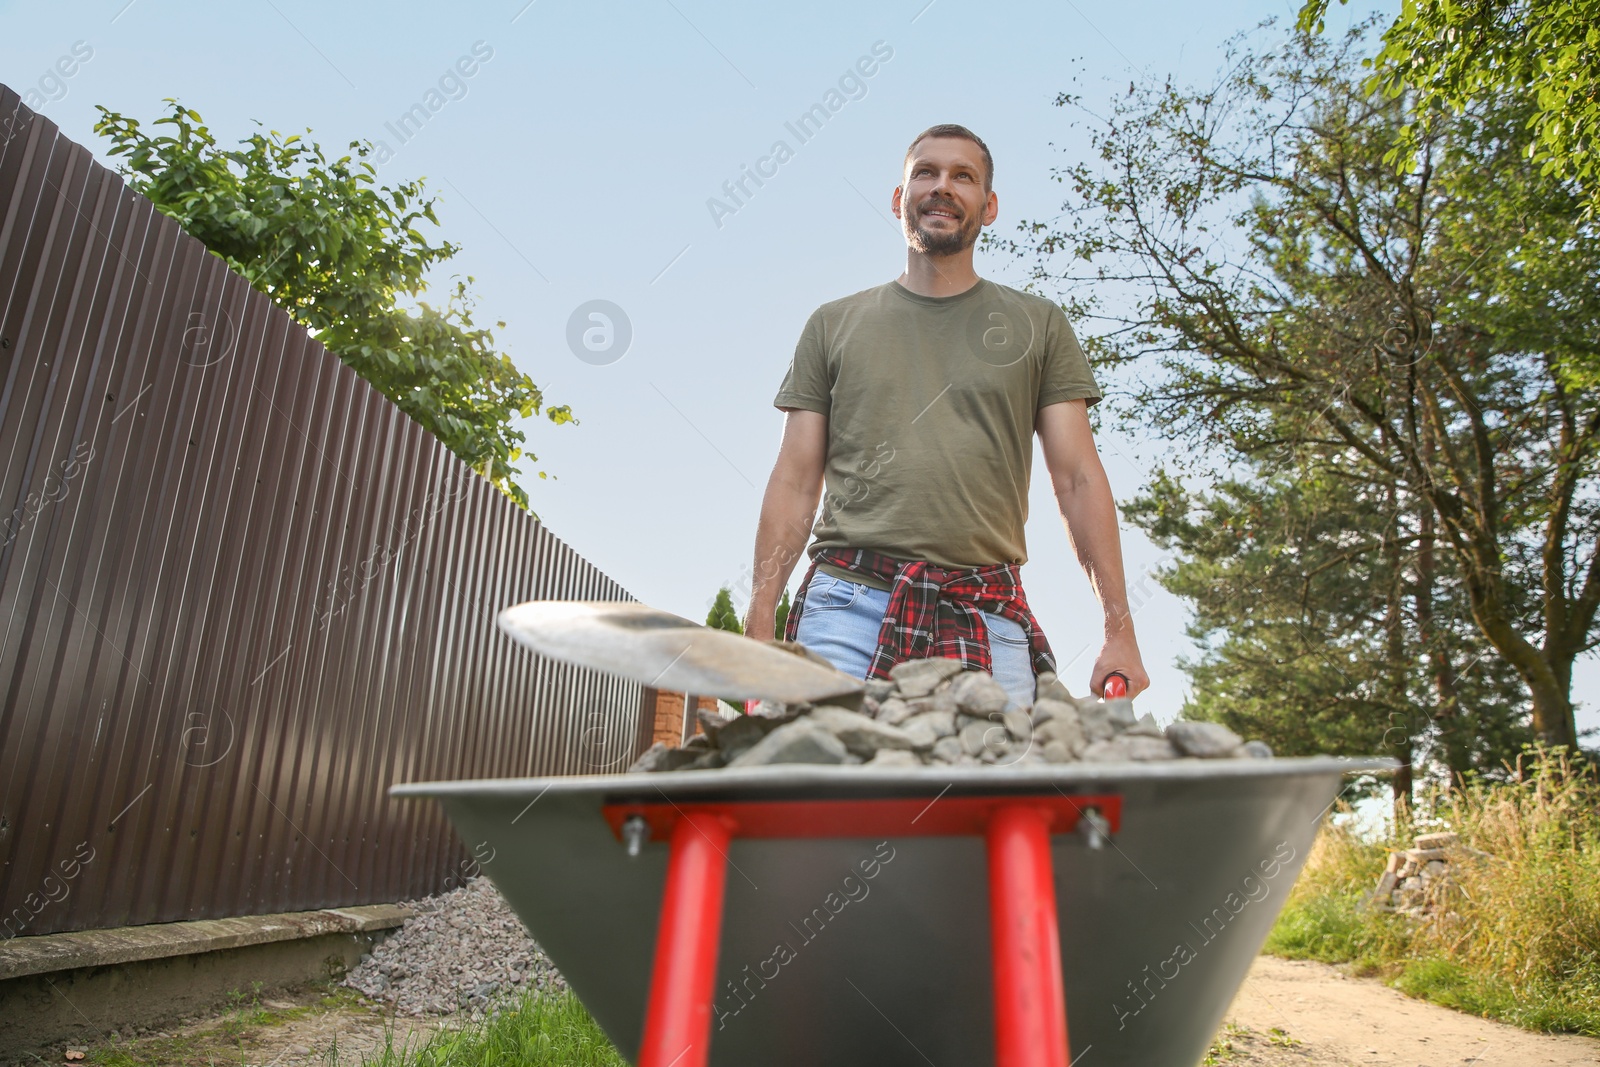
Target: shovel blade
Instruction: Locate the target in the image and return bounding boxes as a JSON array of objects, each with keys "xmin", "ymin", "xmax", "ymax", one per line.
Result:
[{"xmin": 497, "ymin": 600, "xmax": 864, "ymax": 705}]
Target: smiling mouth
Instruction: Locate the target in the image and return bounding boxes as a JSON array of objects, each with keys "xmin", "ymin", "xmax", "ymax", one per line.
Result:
[{"xmin": 921, "ymin": 205, "xmax": 960, "ymax": 221}]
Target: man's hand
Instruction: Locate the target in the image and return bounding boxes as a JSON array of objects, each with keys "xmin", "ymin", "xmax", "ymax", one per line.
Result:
[
  {"xmin": 743, "ymin": 409, "xmax": 828, "ymax": 641},
  {"xmin": 1037, "ymin": 399, "xmax": 1151, "ymax": 699},
  {"xmin": 1091, "ymin": 630, "xmax": 1150, "ymax": 698}
]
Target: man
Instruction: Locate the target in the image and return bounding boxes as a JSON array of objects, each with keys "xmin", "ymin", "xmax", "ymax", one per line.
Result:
[{"xmin": 741, "ymin": 124, "xmax": 1148, "ymax": 706}]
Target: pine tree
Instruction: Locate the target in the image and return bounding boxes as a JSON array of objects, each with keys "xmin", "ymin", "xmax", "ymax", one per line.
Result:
[
  {"xmin": 706, "ymin": 587, "xmax": 742, "ymax": 634},
  {"xmin": 774, "ymin": 589, "xmax": 791, "ymax": 638}
]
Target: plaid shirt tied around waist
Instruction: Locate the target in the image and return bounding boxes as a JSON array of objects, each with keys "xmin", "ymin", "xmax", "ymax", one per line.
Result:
[{"xmin": 783, "ymin": 547, "xmax": 1057, "ymax": 681}]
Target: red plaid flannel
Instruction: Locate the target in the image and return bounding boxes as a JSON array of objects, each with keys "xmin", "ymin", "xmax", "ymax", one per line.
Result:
[{"xmin": 784, "ymin": 547, "xmax": 1057, "ymax": 681}]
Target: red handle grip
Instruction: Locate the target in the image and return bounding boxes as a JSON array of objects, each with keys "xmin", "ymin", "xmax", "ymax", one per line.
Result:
[{"xmin": 1102, "ymin": 672, "xmax": 1128, "ymax": 699}]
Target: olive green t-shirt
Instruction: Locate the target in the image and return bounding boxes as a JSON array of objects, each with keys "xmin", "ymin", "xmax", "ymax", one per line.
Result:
[{"xmin": 773, "ymin": 278, "xmax": 1101, "ymax": 591}]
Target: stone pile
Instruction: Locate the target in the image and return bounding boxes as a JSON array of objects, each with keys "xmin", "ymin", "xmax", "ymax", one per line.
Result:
[
  {"xmin": 630, "ymin": 658, "xmax": 1273, "ymax": 772},
  {"xmin": 1368, "ymin": 830, "xmax": 1494, "ymax": 915},
  {"xmin": 344, "ymin": 876, "xmax": 566, "ymax": 1016}
]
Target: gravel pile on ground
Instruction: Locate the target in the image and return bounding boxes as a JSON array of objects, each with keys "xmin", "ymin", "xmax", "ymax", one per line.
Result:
[
  {"xmin": 631, "ymin": 658, "xmax": 1273, "ymax": 772},
  {"xmin": 344, "ymin": 876, "xmax": 566, "ymax": 1016}
]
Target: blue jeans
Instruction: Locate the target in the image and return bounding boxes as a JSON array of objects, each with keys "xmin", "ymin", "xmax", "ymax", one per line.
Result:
[{"xmin": 793, "ymin": 572, "xmax": 1036, "ymax": 707}]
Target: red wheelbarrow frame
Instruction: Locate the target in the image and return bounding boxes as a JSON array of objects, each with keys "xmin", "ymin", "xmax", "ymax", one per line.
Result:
[{"xmin": 601, "ymin": 790, "xmax": 1122, "ymax": 1067}]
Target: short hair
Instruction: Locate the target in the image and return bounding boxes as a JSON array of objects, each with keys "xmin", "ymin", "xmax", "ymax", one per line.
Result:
[{"xmin": 903, "ymin": 124, "xmax": 994, "ymax": 192}]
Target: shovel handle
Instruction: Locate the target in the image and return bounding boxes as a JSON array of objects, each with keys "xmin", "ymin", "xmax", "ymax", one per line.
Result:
[{"xmin": 1102, "ymin": 672, "xmax": 1129, "ymax": 699}]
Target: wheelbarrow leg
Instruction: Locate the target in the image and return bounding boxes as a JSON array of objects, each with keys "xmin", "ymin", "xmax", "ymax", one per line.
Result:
[
  {"xmin": 638, "ymin": 813, "xmax": 732, "ymax": 1067},
  {"xmin": 987, "ymin": 803, "xmax": 1070, "ymax": 1067}
]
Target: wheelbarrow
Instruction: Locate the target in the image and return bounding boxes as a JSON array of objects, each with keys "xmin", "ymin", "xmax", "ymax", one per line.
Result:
[{"xmin": 390, "ymin": 602, "xmax": 1392, "ymax": 1067}]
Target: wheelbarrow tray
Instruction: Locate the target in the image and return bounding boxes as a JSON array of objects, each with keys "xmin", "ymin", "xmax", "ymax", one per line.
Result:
[{"xmin": 392, "ymin": 756, "xmax": 1387, "ymax": 1067}]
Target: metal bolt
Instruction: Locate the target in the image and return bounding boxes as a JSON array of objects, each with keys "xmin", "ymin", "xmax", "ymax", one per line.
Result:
[
  {"xmin": 623, "ymin": 815, "xmax": 649, "ymax": 858},
  {"xmin": 1079, "ymin": 808, "xmax": 1110, "ymax": 851}
]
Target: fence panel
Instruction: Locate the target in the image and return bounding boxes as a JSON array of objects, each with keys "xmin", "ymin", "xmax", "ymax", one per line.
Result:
[{"xmin": 0, "ymin": 86, "xmax": 646, "ymax": 937}]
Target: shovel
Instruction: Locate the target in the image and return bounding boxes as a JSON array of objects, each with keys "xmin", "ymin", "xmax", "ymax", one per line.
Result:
[{"xmin": 497, "ymin": 600, "xmax": 865, "ymax": 706}]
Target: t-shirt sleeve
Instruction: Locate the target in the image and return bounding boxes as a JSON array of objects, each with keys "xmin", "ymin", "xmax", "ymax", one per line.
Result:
[
  {"xmin": 773, "ymin": 308, "xmax": 831, "ymax": 415},
  {"xmin": 1036, "ymin": 304, "xmax": 1102, "ymax": 410}
]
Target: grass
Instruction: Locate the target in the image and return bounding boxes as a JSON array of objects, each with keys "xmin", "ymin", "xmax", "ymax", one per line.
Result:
[
  {"xmin": 1264, "ymin": 1025, "xmax": 1299, "ymax": 1047},
  {"xmin": 1201, "ymin": 1022, "xmax": 1301, "ymax": 1064},
  {"xmin": 78, "ymin": 985, "xmax": 621, "ymax": 1067},
  {"xmin": 355, "ymin": 991, "xmax": 626, "ymax": 1067},
  {"xmin": 1202, "ymin": 1021, "xmax": 1252, "ymax": 1064},
  {"xmin": 83, "ymin": 985, "xmax": 375, "ymax": 1066},
  {"xmin": 1264, "ymin": 748, "xmax": 1600, "ymax": 1035}
]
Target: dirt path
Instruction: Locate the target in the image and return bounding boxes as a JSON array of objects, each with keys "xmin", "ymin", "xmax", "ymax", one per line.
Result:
[
  {"xmin": 1220, "ymin": 956, "xmax": 1600, "ymax": 1066},
  {"xmin": 54, "ymin": 955, "xmax": 1600, "ymax": 1065}
]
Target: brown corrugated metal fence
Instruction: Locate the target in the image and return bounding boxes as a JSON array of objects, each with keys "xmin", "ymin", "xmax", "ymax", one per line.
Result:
[{"xmin": 0, "ymin": 85, "xmax": 653, "ymax": 937}]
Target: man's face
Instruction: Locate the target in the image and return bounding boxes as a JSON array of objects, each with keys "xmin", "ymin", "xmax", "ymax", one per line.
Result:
[{"xmin": 893, "ymin": 137, "xmax": 997, "ymax": 256}]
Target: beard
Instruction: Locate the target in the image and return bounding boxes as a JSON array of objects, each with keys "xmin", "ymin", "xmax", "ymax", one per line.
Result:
[{"xmin": 904, "ymin": 197, "xmax": 982, "ymax": 255}]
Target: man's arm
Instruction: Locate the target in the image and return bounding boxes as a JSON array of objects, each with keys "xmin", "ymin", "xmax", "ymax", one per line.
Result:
[
  {"xmin": 742, "ymin": 409, "xmax": 828, "ymax": 640},
  {"xmin": 1036, "ymin": 399, "xmax": 1150, "ymax": 696}
]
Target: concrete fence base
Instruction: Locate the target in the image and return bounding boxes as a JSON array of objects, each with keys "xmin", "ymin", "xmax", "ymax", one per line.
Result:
[{"xmin": 0, "ymin": 904, "xmax": 411, "ymax": 1056}]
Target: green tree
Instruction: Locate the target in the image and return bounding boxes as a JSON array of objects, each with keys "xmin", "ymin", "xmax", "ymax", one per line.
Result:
[
  {"xmin": 774, "ymin": 588, "xmax": 791, "ymax": 639},
  {"xmin": 93, "ymin": 101, "xmax": 573, "ymax": 513},
  {"xmin": 1300, "ymin": 0, "xmax": 1600, "ymax": 231},
  {"xmin": 997, "ymin": 23, "xmax": 1600, "ymax": 751},
  {"xmin": 1130, "ymin": 468, "xmax": 1531, "ymax": 802},
  {"xmin": 706, "ymin": 587, "xmax": 743, "ymax": 634}
]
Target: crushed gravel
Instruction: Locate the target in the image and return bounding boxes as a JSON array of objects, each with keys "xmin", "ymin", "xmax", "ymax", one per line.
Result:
[
  {"xmin": 344, "ymin": 876, "xmax": 566, "ymax": 1016},
  {"xmin": 631, "ymin": 662, "xmax": 1274, "ymax": 772}
]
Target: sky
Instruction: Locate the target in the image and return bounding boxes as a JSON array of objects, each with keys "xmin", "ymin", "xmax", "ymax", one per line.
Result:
[{"xmin": 4, "ymin": 0, "xmax": 1594, "ymax": 738}]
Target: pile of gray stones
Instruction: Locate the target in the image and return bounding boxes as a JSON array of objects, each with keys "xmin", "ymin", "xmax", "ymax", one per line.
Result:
[
  {"xmin": 344, "ymin": 875, "xmax": 566, "ymax": 1016},
  {"xmin": 631, "ymin": 657, "xmax": 1272, "ymax": 772}
]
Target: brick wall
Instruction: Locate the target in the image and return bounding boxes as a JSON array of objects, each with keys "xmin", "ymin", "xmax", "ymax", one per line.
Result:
[
  {"xmin": 644, "ymin": 692, "xmax": 734, "ymax": 750},
  {"xmin": 651, "ymin": 691, "xmax": 687, "ymax": 748}
]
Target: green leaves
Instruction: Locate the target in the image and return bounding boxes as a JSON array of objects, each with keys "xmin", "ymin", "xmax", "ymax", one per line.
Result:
[
  {"xmin": 94, "ymin": 100, "xmax": 570, "ymax": 515},
  {"xmin": 1304, "ymin": 0, "xmax": 1600, "ymax": 226}
]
